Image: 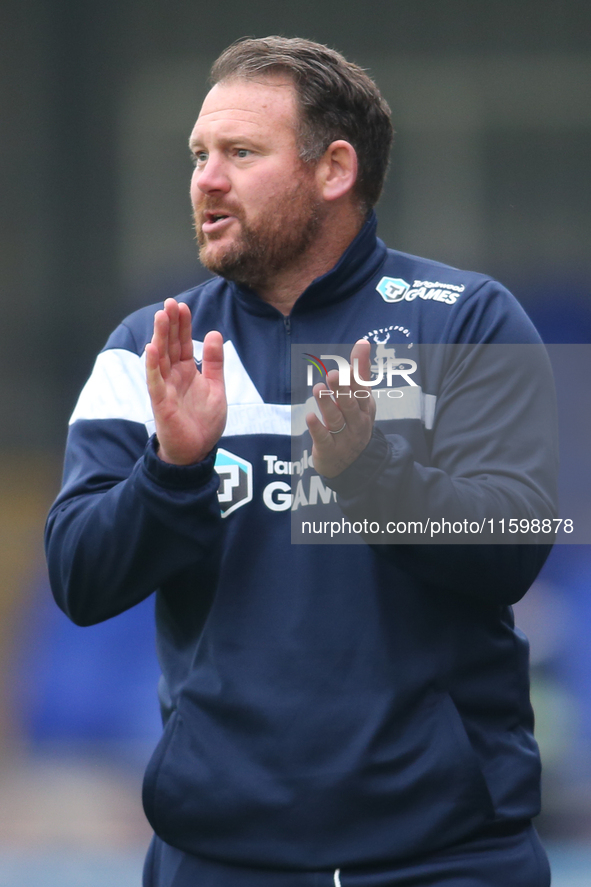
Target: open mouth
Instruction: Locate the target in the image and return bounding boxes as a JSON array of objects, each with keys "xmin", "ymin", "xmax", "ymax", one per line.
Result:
[{"xmin": 202, "ymin": 211, "xmax": 235, "ymax": 234}]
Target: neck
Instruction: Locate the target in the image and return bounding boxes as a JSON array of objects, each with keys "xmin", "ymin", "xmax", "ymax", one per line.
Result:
[{"xmin": 256, "ymin": 209, "xmax": 364, "ymax": 315}]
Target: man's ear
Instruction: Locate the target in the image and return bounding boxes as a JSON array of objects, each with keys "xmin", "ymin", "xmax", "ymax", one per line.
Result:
[{"xmin": 316, "ymin": 140, "xmax": 358, "ymax": 202}]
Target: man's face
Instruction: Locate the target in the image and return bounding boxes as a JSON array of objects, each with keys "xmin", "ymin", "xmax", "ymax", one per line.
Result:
[{"xmin": 189, "ymin": 77, "xmax": 324, "ymax": 291}]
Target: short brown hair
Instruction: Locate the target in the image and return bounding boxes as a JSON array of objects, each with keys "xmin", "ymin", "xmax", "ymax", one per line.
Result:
[{"xmin": 210, "ymin": 36, "xmax": 393, "ymax": 213}]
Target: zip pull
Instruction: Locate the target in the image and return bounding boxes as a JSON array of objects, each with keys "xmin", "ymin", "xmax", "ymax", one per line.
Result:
[
  {"xmin": 334, "ymin": 869, "xmax": 342, "ymax": 887},
  {"xmin": 283, "ymin": 315, "xmax": 291, "ymax": 334}
]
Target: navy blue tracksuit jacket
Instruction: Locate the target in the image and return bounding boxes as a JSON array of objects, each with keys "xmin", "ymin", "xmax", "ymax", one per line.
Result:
[{"xmin": 46, "ymin": 214, "xmax": 558, "ymax": 871}]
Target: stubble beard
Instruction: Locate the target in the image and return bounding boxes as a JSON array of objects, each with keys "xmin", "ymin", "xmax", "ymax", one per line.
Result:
[{"xmin": 194, "ymin": 176, "xmax": 324, "ymax": 292}]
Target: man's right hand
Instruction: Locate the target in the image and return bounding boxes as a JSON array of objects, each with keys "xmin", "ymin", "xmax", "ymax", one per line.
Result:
[{"xmin": 145, "ymin": 298, "xmax": 226, "ymax": 465}]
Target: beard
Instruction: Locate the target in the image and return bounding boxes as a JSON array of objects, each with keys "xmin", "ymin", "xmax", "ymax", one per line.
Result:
[{"xmin": 194, "ymin": 174, "xmax": 324, "ymax": 292}]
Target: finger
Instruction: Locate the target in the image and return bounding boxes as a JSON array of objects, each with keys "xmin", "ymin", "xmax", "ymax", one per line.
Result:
[
  {"xmin": 330, "ymin": 383, "xmax": 375, "ymax": 431},
  {"xmin": 317, "ymin": 370, "xmax": 368, "ymax": 430},
  {"xmin": 145, "ymin": 342, "xmax": 166, "ymax": 402},
  {"xmin": 327, "ymin": 371, "xmax": 367, "ymax": 424},
  {"xmin": 164, "ymin": 298, "xmax": 182, "ymax": 364},
  {"xmin": 306, "ymin": 410, "xmax": 335, "ymax": 447},
  {"xmin": 163, "ymin": 297, "xmax": 179, "ymax": 321},
  {"xmin": 349, "ymin": 339, "xmax": 374, "ymax": 413},
  {"xmin": 144, "ymin": 341, "xmax": 158, "ymax": 373},
  {"xmin": 201, "ymin": 330, "xmax": 225, "ymax": 383},
  {"xmin": 350, "ymin": 339, "xmax": 371, "ymax": 381},
  {"xmin": 312, "ymin": 381, "xmax": 346, "ymax": 431},
  {"xmin": 152, "ymin": 309, "xmax": 171, "ymax": 371},
  {"xmin": 177, "ymin": 302, "xmax": 194, "ymax": 361}
]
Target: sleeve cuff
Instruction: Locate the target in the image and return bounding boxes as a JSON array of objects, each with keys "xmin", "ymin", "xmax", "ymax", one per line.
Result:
[
  {"xmin": 141, "ymin": 434, "xmax": 218, "ymax": 490},
  {"xmin": 324, "ymin": 427, "xmax": 397, "ymax": 498}
]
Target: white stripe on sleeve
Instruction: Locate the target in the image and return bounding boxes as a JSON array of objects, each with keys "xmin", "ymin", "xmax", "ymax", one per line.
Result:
[{"xmin": 69, "ymin": 348, "xmax": 154, "ymax": 427}]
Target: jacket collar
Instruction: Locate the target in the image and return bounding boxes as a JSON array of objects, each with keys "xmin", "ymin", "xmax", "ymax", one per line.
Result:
[{"xmin": 229, "ymin": 212, "xmax": 387, "ymax": 317}]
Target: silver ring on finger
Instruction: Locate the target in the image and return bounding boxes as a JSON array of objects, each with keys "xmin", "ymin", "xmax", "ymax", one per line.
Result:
[{"xmin": 329, "ymin": 421, "xmax": 347, "ymax": 434}]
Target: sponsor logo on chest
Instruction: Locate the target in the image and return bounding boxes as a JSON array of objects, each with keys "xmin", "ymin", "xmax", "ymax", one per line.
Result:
[
  {"xmin": 214, "ymin": 447, "xmax": 336, "ymax": 515},
  {"xmin": 377, "ymin": 276, "xmax": 465, "ymax": 305}
]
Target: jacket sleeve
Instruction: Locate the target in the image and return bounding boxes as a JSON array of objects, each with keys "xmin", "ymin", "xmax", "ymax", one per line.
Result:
[
  {"xmin": 325, "ymin": 284, "xmax": 559, "ymax": 605},
  {"xmin": 45, "ymin": 322, "xmax": 223, "ymax": 627}
]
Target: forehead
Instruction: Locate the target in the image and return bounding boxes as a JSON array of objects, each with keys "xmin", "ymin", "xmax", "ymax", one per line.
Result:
[{"xmin": 190, "ymin": 77, "xmax": 299, "ymax": 145}]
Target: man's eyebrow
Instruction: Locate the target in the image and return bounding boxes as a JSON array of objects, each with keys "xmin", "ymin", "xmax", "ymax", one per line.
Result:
[{"xmin": 189, "ymin": 134, "xmax": 261, "ymax": 151}]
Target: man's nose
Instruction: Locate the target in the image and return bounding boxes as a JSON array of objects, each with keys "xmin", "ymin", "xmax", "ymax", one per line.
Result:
[{"xmin": 195, "ymin": 156, "xmax": 231, "ymax": 194}]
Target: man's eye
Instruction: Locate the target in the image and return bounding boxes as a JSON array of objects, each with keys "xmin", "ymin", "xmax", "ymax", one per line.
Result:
[
  {"xmin": 192, "ymin": 152, "xmax": 208, "ymax": 165},
  {"xmin": 236, "ymin": 149, "xmax": 250, "ymax": 159}
]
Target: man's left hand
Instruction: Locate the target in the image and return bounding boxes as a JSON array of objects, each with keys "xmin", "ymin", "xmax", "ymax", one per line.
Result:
[{"xmin": 306, "ymin": 339, "xmax": 376, "ymax": 478}]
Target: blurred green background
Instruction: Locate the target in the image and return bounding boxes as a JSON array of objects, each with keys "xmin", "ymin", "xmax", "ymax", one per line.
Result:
[{"xmin": 1, "ymin": 1, "xmax": 590, "ymax": 884}]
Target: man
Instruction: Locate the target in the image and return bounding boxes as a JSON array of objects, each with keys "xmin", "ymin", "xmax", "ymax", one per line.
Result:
[{"xmin": 46, "ymin": 37, "xmax": 557, "ymax": 887}]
